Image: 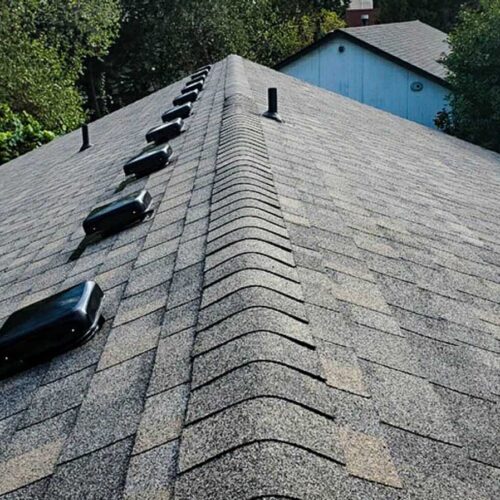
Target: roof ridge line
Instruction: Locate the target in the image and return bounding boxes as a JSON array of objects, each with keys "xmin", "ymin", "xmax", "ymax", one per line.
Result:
[{"xmin": 172, "ymin": 59, "xmax": 336, "ymax": 498}]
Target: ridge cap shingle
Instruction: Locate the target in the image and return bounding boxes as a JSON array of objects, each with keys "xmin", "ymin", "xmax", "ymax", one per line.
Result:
[
  {"xmin": 0, "ymin": 53, "xmax": 499, "ymax": 500},
  {"xmin": 173, "ymin": 55, "xmax": 348, "ymax": 498}
]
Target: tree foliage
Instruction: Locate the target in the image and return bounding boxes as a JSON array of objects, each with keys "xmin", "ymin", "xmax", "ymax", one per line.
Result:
[
  {"xmin": 0, "ymin": 3, "xmax": 84, "ymax": 133},
  {"xmin": 34, "ymin": 0, "xmax": 121, "ymax": 64},
  {"xmin": 1, "ymin": 0, "xmax": 347, "ymax": 161},
  {"xmin": 98, "ymin": 0, "xmax": 346, "ymax": 112},
  {"xmin": 0, "ymin": 0, "xmax": 120, "ymax": 163},
  {"xmin": 437, "ymin": 0, "xmax": 500, "ymax": 152},
  {"xmin": 378, "ymin": 0, "xmax": 480, "ymax": 32},
  {"xmin": 33, "ymin": 0, "xmax": 122, "ymax": 119},
  {"xmin": 0, "ymin": 104, "xmax": 55, "ymax": 164}
]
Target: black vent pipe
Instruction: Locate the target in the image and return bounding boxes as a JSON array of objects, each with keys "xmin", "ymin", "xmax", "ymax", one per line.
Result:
[
  {"xmin": 79, "ymin": 124, "xmax": 92, "ymax": 152},
  {"xmin": 263, "ymin": 88, "xmax": 283, "ymax": 123}
]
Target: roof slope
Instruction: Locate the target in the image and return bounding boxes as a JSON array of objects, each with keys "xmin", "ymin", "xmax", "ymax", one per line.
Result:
[
  {"xmin": 0, "ymin": 55, "xmax": 499, "ymax": 499},
  {"xmin": 276, "ymin": 21, "xmax": 450, "ymax": 83},
  {"xmin": 342, "ymin": 21, "xmax": 449, "ymax": 80}
]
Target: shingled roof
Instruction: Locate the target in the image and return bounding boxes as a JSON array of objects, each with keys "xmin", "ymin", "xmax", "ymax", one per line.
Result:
[
  {"xmin": 342, "ymin": 21, "xmax": 449, "ymax": 80},
  {"xmin": 276, "ymin": 21, "xmax": 450, "ymax": 84},
  {"xmin": 1, "ymin": 55, "xmax": 499, "ymax": 499}
]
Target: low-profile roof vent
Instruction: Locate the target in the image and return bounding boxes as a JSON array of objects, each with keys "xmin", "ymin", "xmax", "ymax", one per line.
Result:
[
  {"xmin": 124, "ymin": 143, "xmax": 172, "ymax": 177},
  {"xmin": 182, "ymin": 80, "xmax": 204, "ymax": 94},
  {"xmin": 195, "ymin": 64, "xmax": 211, "ymax": 73},
  {"xmin": 173, "ymin": 89, "xmax": 199, "ymax": 106},
  {"xmin": 190, "ymin": 69, "xmax": 209, "ymax": 80},
  {"xmin": 146, "ymin": 118, "xmax": 184, "ymax": 144},
  {"xmin": 83, "ymin": 190, "xmax": 152, "ymax": 236},
  {"xmin": 162, "ymin": 102, "xmax": 192, "ymax": 123},
  {"xmin": 189, "ymin": 74, "xmax": 206, "ymax": 85},
  {"xmin": 0, "ymin": 281, "xmax": 104, "ymax": 379}
]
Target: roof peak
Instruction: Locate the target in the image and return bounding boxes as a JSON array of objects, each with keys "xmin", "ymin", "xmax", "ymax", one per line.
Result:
[
  {"xmin": 0, "ymin": 52, "xmax": 499, "ymax": 500},
  {"xmin": 342, "ymin": 19, "xmax": 445, "ymax": 33},
  {"xmin": 277, "ymin": 19, "xmax": 449, "ymax": 81}
]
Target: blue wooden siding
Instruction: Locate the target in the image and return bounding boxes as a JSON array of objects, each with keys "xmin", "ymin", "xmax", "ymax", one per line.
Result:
[{"xmin": 280, "ymin": 39, "xmax": 448, "ymax": 128}]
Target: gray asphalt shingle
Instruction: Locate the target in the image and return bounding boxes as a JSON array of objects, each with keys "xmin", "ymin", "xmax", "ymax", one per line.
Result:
[
  {"xmin": 342, "ymin": 21, "xmax": 450, "ymax": 80},
  {"xmin": 0, "ymin": 54, "xmax": 499, "ymax": 498}
]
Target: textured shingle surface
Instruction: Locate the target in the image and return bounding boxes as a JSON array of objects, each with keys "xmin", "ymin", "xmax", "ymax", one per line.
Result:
[
  {"xmin": 0, "ymin": 55, "xmax": 499, "ymax": 499},
  {"xmin": 277, "ymin": 20, "xmax": 450, "ymax": 83},
  {"xmin": 342, "ymin": 21, "xmax": 449, "ymax": 80}
]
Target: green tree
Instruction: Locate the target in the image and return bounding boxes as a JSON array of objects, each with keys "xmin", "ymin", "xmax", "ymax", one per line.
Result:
[
  {"xmin": 0, "ymin": 5, "xmax": 84, "ymax": 133},
  {"xmin": 378, "ymin": 0, "xmax": 480, "ymax": 32},
  {"xmin": 437, "ymin": 0, "xmax": 500, "ymax": 152},
  {"xmin": 34, "ymin": 0, "xmax": 121, "ymax": 62},
  {"xmin": 101, "ymin": 0, "xmax": 345, "ymax": 110},
  {"xmin": 0, "ymin": 0, "xmax": 121, "ymax": 162},
  {"xmin": 33, "ymin": 0, "xmax": 122, "ymax": 118},
  {"xmin": 0, "ymin": 104, "xmax": 55, "ymax": 164}
]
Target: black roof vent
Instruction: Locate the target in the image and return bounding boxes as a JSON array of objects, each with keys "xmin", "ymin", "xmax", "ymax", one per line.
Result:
[
  {"xmin": 182, "ymin": 80, "xmax": 204, "ymax": 94},
  {"xmin": 146, "ymin": 118, "xmax": 184, "ymax": 144},
  {"xmin": 83, "ymin": 190, "xmax": 152, "ymax": 236},
  {"xmin": 189, "ymin": 74, "xmax": 206, "ymax": 85},
  {"xmin": 0, "ymin": 281, "xmax": 104, "ymax": 379},
  {"xmin": 263, "ymin": 88, "xmax": 283, "ymax": 123},
  {"xmin": 190, "ymin": 69, "xmax": 209, "ymax": 80},
  {"xmin": 195, "ymin": 64, "xmax": 211, "ymax": 73},
  {"xmin": 79, "ymin": 124, "xmax": 92, "ymax": 152},
  {"xmin": 162, "ymin": 102, "xmax": 192, "ymax": 123},
  {"xmin": 124, "ymin": 143, "xmax": 172, "ymax": 177},
  {"xmin": 173, "ymin": 89, "xmax": 199, "ymax": 106}
]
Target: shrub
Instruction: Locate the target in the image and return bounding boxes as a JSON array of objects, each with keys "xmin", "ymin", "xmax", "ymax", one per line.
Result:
[{"xmin": 0, "ymin": 104, "xmax": 55, "ymax": 165}]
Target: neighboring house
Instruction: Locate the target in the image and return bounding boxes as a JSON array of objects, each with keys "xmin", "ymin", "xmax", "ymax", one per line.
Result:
[
  {"xmin": 0, "ymin": 55, "xmax": 499, "ymax": 499},
  {"xmin": 277, "ymin": 21, "xmax": 450, "ymax": 128},
  {"xmin": 346, "ymin": 0, "xmax": 379, "ymax": 27}
]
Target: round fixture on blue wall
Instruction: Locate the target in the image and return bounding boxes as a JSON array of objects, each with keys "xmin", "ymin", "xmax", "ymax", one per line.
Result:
[
  {"xmin": 411, "ymin": 81, "xmax": 424, "ymax": 92},
  {"xmin": 339, "ymin": 45, "xmax": 345, "ymax": 53}
]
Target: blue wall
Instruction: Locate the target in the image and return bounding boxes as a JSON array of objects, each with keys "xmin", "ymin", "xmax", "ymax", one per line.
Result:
[{"xmin": 280, "ymin": 38, "xmax": 448, "ymax": 128}]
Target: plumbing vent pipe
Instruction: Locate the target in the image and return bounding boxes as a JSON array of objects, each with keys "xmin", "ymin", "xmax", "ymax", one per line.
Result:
[
  {"xmin": 263, "ymin": 88, "xmax": 283, "ymax": 123},
  {"xmin": 79, "ymin": 124, "xmax": 92, "ymax": 151}
]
